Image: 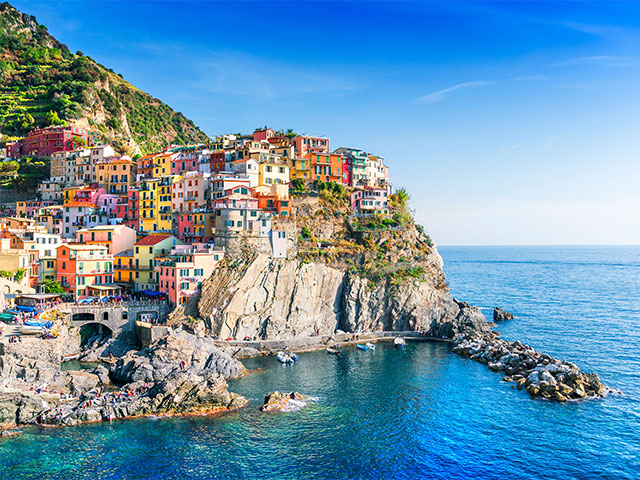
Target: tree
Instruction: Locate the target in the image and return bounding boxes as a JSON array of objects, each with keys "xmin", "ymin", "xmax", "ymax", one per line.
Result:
[
  {"xmin": 291, "ymin": 178, "xmax": 305, "ymax": 192},
  {"xmin": 45, "ymin": 109, "xmax": 64, "ymax": 126},
  {"xmin": 389, "ymin": 187, "xmax": 410, "ymax": 209},
  {"xmin": 43, "ymin": 280, "xmax": 65, "ymax": 294},
  {"xmin": 14, "ymin": 268, "xmax": 27, "ymax": 283}
]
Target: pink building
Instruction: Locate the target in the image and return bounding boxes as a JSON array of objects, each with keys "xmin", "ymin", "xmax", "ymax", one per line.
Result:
[
  {"xmin": 156, "ymin": 245, "xmax": 224, "ymax": 306},
  {"xmin": 171, "ymin": 152, "xmax": 200, "ymax": 175},
  {"xmin": 253, "ymin": 128, "xmax": 275, "ymax": 141},
  {"xmin": 74, "ymin": 186, "xmax": 106, "ymax": 205},
  {"xmin": 350, "ymin": 186, "xmax": 389, "ymax": 216},
  {"xmin": 293, "ymin": 135, "xmax": 330, "ymax": 156},
  {"xmin": 75, "ymin": 224, "xmax": 137, "ymax": 255}
]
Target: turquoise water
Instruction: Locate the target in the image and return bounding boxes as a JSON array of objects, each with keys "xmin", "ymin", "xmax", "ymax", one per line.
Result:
[{"xmin": 1, "ymin": 246, "xmax": 638, "ymax": 479}]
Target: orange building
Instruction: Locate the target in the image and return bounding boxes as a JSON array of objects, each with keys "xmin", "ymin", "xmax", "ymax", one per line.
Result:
[
  {"xmin": 304, "ymin": 152, "xmax": 343, "ymax": 183},
  {"xmin": 56, "ymin": 244, "xmax": 116, "ymax": 299}
]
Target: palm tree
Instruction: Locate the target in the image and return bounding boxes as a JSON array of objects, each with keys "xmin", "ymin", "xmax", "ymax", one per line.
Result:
[{"xmin": 390, "ymin": 187, "xmax": 410, "ymax": 208}]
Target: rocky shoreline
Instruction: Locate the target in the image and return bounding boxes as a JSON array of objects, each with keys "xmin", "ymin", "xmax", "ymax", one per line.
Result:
[
  {"xmin": 452, "ymin": 334, "xmax": 614, "ymax": 402},
  {"xmin": 0, "ymin": 295, "xmax": 616, "ymax": 433}
]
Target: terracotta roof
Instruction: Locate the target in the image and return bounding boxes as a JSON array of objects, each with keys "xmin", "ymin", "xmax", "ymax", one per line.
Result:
[
  {"xmin": 135, "ymin": 234, "xmax": 173, "ymax": 246},
  {"xmin": 63, "ymin": 201, "xmax": 95, "ymax": 208}
]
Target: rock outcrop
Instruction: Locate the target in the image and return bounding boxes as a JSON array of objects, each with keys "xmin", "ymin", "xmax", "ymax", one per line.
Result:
[
  {"xmin": 260, "ymin": 391, "xmax": 312, "ymax": 412},
  {"xmin": 452, "ymin": 334, "xmax": 612, "ymax": 402},
  {"xmin": 493, "ymin": 307, "xmax": 515, "ymax": 322},
  {"xmin": 110, "ymin": 330, "xmax": 246, "ymax": 383},
  {"xmin": 0, "ymin": 329, "xmax": 248, "ymax": 429},
  {"xmin": 198, "ymin": 254, "xmax": 491, "ymax": 341}
]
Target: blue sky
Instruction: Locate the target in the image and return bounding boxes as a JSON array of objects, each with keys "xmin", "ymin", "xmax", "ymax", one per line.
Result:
[{"xmin": 13, "ymin": 1, "xmax": 640, "ymax": 245}]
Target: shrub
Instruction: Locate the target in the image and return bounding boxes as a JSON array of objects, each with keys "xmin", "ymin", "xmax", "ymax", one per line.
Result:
[{"xmin": 301, "ymin": 226, "xmax": 311, "ymax": 239}]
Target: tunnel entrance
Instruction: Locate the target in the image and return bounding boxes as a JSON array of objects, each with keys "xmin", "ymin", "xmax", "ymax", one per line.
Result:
[{"xmin": 79, "ymin": 322, "xmax": 113, "ymax": 347}]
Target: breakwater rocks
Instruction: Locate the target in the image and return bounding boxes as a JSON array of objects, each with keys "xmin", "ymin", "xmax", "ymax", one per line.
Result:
[{"xmin": 452, "ymin": 335, "xmax": 612, "ymax": 402}]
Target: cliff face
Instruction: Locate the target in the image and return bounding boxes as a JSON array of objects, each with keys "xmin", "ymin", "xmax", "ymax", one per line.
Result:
[
  {"xmin": 197, "ymin": 251, "xmax": 487, "ymax": 340},
  {"xmin": 197, "ymin": 191, "xmax": 489, "ymax": 341}
]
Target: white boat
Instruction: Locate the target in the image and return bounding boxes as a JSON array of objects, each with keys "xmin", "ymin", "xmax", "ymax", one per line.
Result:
[
  {"xmin": 394, "ymin": 337, "xmax": 407, "ymax": 347},
  {"xmin": 19, "ymin": 325, "xmax": 44, "ymax": 335},
  {"xmin": 365, "ymin": 342, "xmax": 375, "ymax": 350},
  {"xmin": 277, "ymin": 352, "xmax": 295, "ymax": 364},
  {"xmin": 62, "ymin": 353, "xmax": 80, "ymax": 362}
]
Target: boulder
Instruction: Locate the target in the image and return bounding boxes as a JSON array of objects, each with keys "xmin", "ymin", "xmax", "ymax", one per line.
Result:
[
  {"xmin": 260, "ymin": 391, "xmax": 310, "ymax": 412},
  {"xmin": 493, "ymin": 307, "xmax": 515, "ymax": 322}
]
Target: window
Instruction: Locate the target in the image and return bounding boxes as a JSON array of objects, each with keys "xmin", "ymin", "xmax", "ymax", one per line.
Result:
[{"xmin": 194, "ymin": 269, "xmax": 203, "ymax": 276}]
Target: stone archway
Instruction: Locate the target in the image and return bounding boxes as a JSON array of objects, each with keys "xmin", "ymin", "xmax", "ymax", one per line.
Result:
[
  {"xmin": 72, "ymin": 312, "xmax": 95, "ymax": 322},
  {"xmin": 79, "ymin": 322, "xmax": 113, "ymax": 347}
]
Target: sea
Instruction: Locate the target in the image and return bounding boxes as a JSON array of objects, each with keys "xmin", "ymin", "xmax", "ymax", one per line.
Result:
[{"xmin": 1, "ymin": 246, "xmax": 638, "ymax": 480}]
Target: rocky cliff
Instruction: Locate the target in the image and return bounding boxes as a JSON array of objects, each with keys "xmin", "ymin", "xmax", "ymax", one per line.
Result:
[{"xmin": 197, "ymin": 246, "xmax": 488, "ymax": 341}]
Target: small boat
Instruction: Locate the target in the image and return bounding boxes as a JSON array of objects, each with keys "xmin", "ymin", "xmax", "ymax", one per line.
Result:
[
  {"xmin": 19, "ymin": 325, "xmax": 45, "ymax": 335},
  {"xmin": 289, "ymin": 352, "xmax": 299, "ymax": 362},
  {"xmin": 277, "ymin": 352, "xmax": 295, "ymax": 364},
  {"xmin": 356, "ymin": 344, "xmax": 372, "ymax": 351},
  {"xmin": 327, "ymin": 347, "xmax": 340, "ymax": 355},
  {"xmin": 365, "ymin": 342, "xmax": 375, "ymax": 350},
  {"xmin": 62, "ymin": 353, "xmax": 80, "ymax": 362},
  {"xmin": 394, "ymin": 337, "xmax": 407, "ymax": 348}
]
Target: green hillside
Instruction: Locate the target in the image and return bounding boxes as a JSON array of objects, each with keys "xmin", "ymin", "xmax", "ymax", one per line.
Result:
[{"xmin": 0, "ymin": 2, "xmax": 210, "ymax": 154}]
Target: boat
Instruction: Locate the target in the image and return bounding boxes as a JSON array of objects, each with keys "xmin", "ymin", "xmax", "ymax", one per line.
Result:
[
  {"xmin": 277, "ymin": 352, "xmax": 295, "ymax": 364},
  {"xmin": 24, "ymin": 321, "xmax": 53, "ymax": 329},
  {"xmin": 19, "ymin": 325, "xmax": 45, "ymax": 335},
  {"xmin": 327, "ymin": 347, "xmax": 340, "ymax": 355},
  {"xmin": 394, "ymin": 337, "xmax": 407, "ymax": 348},
  {"xmin": 62, "ymin": 353, "xmax": 80, "ymax": 362},
  {"xmin": 0, "ymin": 313, "xmax": 16, "ymax": 323},
  {"xmin": 365, "ymin": 342, "xmax": 375, "ymax": 350},
  {"xmin": 289, "ymin": 352, "xmax": 299, "ymax": 362},
  {"xmin": 356, "ymin": 344, "xmax": 372, "ymax": 351}
]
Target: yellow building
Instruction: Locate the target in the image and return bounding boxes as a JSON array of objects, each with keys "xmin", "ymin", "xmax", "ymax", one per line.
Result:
[
  {"xmin": 157, "ymin": 176, "xmax": 173, "ymax": 232},
  {"xmin": 114, "ymin": 249, "xmax": 135, "ymax": 285},
  {"xmin": 290, "ymin": 157, "xmax": 311, "ymax": 181},
  {"xmin": 153, "ymin": 153, "xmax": 175, "ymax": 177},
  {"xmin": 133, "ymin": 233, "xmax": 182, "ymax": 291},
  {"xmin": 258, "ymin": 161, "xmax": 290, "ymax": 186},
  {"xmin": 97, "ymin": 157, "xmax": 137, "ymax": 194},
  {"xmin": 139, "ymin": 179, "xmax": 157, "ymax": 233},
  {"xmin": 63, "ymin": 186, "xmax": 81, "ymax": 203}
]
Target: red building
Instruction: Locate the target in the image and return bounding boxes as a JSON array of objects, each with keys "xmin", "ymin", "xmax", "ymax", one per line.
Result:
[
  {"xmin": 123, "ymin": 187, "xmax": 140, "ymax": 231},
  {"xmin": 9, "ymin": 126, "xmax": 90, "ymax": 158}
]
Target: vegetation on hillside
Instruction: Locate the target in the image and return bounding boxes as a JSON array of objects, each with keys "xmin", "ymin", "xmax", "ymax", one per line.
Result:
[
  {"xmin": 0, "ymin": 156, "xmax": 49, "ymax": 190},
  {"xmin": 0, "ymin": 2, "xmax": 209, "ymax": 154},
  {"xmin": 290, "ymin": 182, "xmax": 442, "ymax": 288}
]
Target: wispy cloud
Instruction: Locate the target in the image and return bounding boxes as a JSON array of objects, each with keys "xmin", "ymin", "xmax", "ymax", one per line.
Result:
[
  {"xmin": 551, "ymin": 55, "xmax": 638, "ymax": 68},
  {"xmin": 417, "ymin": 81, "xmax": 492, "ymax": 104},
  {"xmin": 492, "ymin": 137, "xmax": 544, "ymax": 157},
  {"xmin": 417, "ymin": 76, "xmax": 547, "ymax": 104}
]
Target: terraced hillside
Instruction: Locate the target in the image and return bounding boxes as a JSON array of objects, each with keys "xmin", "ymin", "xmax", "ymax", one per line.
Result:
[{"xmin": 0, "ymin": 2, "xmax": 209, "ymax": 154}]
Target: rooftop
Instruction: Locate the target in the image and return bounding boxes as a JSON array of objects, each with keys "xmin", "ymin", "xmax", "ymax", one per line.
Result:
[{"xmin": 135, "ymin": 234, "xmax": 174, "ymax": 246}]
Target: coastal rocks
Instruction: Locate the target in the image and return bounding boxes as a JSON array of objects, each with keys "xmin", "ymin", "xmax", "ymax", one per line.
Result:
[
  {"xmin": 260, "ymin": 391, "xmax": 311, "ymax": 412},
  {"xmin": 37, "ymin": 370, "xmax": 248, "ymax": 427},
  {"xmin": 434, "ymin": 299, "xmax": 491, "ymax": 339},
  {"xmin": 110, "ymin": 330, "xmax": 246, "ymax": 384},
  {"xmin": 493, "ymin": 307, "xmax": 515, "ymax": 322},
  {"xmin": 452, "ymin": 334, "xmax": 611, "ymax": 402}
]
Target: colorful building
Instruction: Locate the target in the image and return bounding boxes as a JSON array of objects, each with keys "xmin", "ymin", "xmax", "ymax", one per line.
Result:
[
  {"xmin": 8, "ymin": 126, "xmax": 90, "ymax": 158},
  {"xmin": 305, "ymin": 152, "xmax": 343, "ymax": 183},
  {"xmin": 133, "ymin": 233, "xmax": 182, "ymax": 291},
  {"xmin": 293, "ymin": 135, "xmax": 329, "ymax": 156},
  {"xmin": 56, "ymin": 244, "xmax": 115, "ymax": 299},
  {"xmin": 156, "ymin": 245, "xmax": 224, "ymax": 306}
]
